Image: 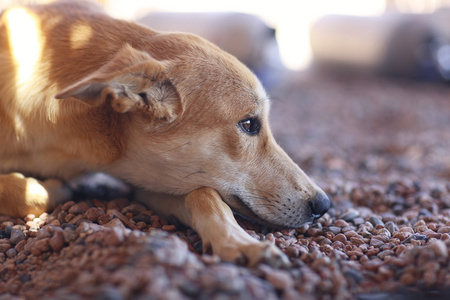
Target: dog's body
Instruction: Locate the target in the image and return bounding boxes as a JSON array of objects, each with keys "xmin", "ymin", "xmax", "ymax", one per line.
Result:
[{"xmin": 0, "ymin": 1, "xmax": 329, "ymax": 266}]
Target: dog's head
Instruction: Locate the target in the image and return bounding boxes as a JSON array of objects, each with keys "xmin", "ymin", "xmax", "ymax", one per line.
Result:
[{"xmin": 56, "ymin": 34, "xmax": 329, "ymax": 228}]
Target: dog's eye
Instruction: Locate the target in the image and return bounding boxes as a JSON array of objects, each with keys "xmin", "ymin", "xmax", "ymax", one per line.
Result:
[{"xmin": 238, "ymin": 118, "xmax": 260, "ymax": 135}]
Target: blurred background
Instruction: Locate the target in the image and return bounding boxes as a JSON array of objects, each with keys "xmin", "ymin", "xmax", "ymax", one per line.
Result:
[
  {"xmin": 3, "ymin": 0, "xmax": 450, "ymax": 76},
  {"xmin": 2, "ymin": 0, "xmax": 450, "ymax": 187}
]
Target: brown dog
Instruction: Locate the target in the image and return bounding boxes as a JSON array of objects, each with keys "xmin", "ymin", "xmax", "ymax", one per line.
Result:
[{"xmin": 0, "ymin": 1, "xmax": 329, "ymax": 267}]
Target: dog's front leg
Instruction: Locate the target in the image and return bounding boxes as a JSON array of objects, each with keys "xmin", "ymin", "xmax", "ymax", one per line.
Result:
[
  {"xmin": 185, "ymin": 188, "xmax": 290, "ymax": 267},
  {"xmin": 138, "ymin": 187, "xmax": 290, "ymax": 268},
  {"xmin": 0, "ymin": 173, "xmax": 72, "ymax": 217}
]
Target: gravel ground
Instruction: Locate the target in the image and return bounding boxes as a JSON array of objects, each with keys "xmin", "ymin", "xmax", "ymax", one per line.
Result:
[{"xmin": 1, "ymin": 71, "xmax": 450, "ymax": 299}]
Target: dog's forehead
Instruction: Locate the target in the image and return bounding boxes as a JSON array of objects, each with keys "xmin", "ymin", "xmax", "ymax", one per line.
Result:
[
  {"xmin": 171, "ymin": 51, "xmax": 269, "ymax": 118},
  {"xmin": 208, "ymin": 65, "xmax": 269, "ymax": 117}
]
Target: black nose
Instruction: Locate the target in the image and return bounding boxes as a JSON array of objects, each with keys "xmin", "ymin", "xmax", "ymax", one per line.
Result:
[{"xmin": 309, "ymin": 191, "xmax": 330, "ymax": 220}]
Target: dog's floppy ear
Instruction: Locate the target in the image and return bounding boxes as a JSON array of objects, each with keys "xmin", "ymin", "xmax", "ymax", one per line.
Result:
[{"xmin": 55, "ymin": 44, "xmax": 182, "ymax": 123}]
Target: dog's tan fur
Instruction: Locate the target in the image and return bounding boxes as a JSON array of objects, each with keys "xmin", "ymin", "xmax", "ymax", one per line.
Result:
[{"xmin": 0, "ymin": 1, "xmax": 328, "ymax": 266}]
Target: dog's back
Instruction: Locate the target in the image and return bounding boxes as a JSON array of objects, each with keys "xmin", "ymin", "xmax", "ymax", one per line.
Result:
[{"xmin": 0, "ymin": 1, "xmax": 123, "ymax": 175}]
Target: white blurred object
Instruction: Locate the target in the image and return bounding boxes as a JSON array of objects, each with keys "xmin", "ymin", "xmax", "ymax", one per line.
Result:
[{"xmin": 309, "ymin": 11, "xmax": 450, "ymax": 81}]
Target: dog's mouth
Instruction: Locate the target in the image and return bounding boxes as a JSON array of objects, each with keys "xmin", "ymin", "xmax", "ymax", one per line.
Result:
[
  {"xmin": 230, "ymin": 194, "xmax": 273, "ymax": 227},
  {"xmin": 227, "ymin": 194, "xmax": 314, "ymax": 229}
]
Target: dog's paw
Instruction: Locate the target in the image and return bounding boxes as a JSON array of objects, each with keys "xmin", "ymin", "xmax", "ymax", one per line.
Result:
[
  {"xmin": 213, "ymin": 239, "xmax": 290, "ymax": 268},
  {"xmin": 255, "ymin": 241, "xmax": 291, "ymax": 268}
]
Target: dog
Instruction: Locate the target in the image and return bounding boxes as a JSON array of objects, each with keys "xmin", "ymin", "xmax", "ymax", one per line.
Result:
[{"xmin": 0, "ymin": 1, "xmax": 329, "ymax": 267}]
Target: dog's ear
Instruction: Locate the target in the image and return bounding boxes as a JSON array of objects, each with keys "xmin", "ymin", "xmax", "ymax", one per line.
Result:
[{"xmin": 55, "ymin": 44, "xmax": 183, "ymax": 123}]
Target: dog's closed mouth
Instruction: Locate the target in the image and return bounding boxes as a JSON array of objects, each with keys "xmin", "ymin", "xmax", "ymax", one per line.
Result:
[
  {"xmin": 230, "ymin": 194, "xmax": 288, "ymax": 229},
  {"xmin": 229, "ymin": 194, "xmax": 318, "ymax": 229}
]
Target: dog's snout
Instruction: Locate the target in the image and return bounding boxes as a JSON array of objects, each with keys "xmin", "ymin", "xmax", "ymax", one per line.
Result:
[{"xmin": 309, "ymin": 191, "xmax": 330, "ymax": 220}]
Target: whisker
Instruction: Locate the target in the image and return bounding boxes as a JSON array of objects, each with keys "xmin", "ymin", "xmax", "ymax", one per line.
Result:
[
  {"xmin": 147, "ymin": 142, "xmax": 191, "ymax": 157},
  {"xmin": 181, "ymin": 170, "xmax": 207, "ymax": 181},
  {"xmin": 245, "ymin": 188, "xmax": 277, "ymax": 199},
  {"xmin": 236, "ymin": 192, "xmax": 271, "ymax": 201},
  {"xmin": 237, "ymin": 191, "xmax": 275, "ymax": 201}
]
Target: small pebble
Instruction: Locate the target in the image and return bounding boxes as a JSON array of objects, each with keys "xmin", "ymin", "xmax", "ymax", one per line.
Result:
[
  {"xmin": 104, "ymin": 218, "xmax": 126, "ymax": 230},
  {"xmin": 34, "ymin": 238, "xmax": 51, "ymax": 253},
  {"xmin": 68, "ymin": 204, "xmax": 83, "ymax": 215},
  {"xmin": 369, "ymin": 216, "xmax": 384, "ymax": 227},
  {"xmin": 327, "ymin": 226, "xmax": 341, "ymax": 235},
  {"xmin": 344, "ymin": 230, "xmax": 358, "ymax": 239},
  {"xmin": 162, "ymin": 225, "xmax": 177, "ymax": 232},
  {"xmin": 333, "ymin": 233, "xmax": 347, "ymax": 243},
  {"xmin": 0, "ymin": 241, "xmax": 11, "ymax": 253},
  {"xmin": 349, "ymin": 236, "xmax": 365, "ymax": 246},
  {"xmin": 103, "ymin": 227, "xmax": 125, "ymax": 246},
  {"xmin": 49, "ymin": 230, "xmax": 65, "ymax": 252},
  {"xmin": 98, "ymin": 213, "xmax": 113, "ymax": 225},
  {"xmin": 384, "ymin": 221, "xmax": 398, "ymax": 235},
  {"xmin": 9, "ymin": 228, "xmax": 26, "ymax": 245},
  {"xmin": 353, "ymin": 217, "xmax": 365, "ymax": 226},
  {"xmin": 366, "ymin": 248, "xmax": 380, "ymax": 256},
  {"xmin": 370, "ymin": 238, "xmax": 384, "ymax": 248},
  {"xmin": 334, "ymin": 220, "xmax": 349, "ymax": 228},
  {"xmin": 377, "ymin": 250, "xmax": 394, "ymax": 260},
  {"xmin": 36, "ymin": 228, "xmax": 51, "ymax": 240},
  {"xmin": 63, "ymin": 227, "xmax": 78, "ymax": 243},
  {"xmin": 5, "ymin": 225, "xmax": 13, "ymax": 236},
  {"xmin": 412, "ymin": 233, "xmax": 427, "ymax": 241},
  {"xmin": 340, "ymin": 210, "xmax": 360, "ymax": 221},
  {"xmin": 61, "ymin": 201, "xmax": 76, "ymax": 212},
  {"xmin": 428, "ymin": 240, "xmax": 448, "ymax": 259},
  {"xmin": 266, "ymin": 270, "xmax": 294, "ymax": 290},
  {"xmin": 84, "ymin": 207, "xmax": 104, "ymax": 222},
  {"xmin": 6, "ymin": 248, "xmax": 17, "ymax": 258},
  {"xmin": 14, "ymin": 240, "xmax": 27, "ymax": 253},
  {"xmin": 437, "ymin": 226, "xmax": 450, "ymax": 234}
]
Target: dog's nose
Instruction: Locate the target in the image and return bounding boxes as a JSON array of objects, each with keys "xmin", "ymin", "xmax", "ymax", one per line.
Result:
[{"xmin": 309, "ymin": 191, "xmax": 330, "ymax": 220}]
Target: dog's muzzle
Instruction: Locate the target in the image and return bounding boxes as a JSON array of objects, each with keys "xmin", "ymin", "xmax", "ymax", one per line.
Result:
[{"xmin": 229, "ymin": 189, "xmax": 331, "ymax": 229}]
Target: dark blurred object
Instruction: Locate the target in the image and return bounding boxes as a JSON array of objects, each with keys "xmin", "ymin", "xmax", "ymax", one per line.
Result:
[
  {"xmin": 68, "ymin": 173, "xmax": 131, "ymax": 200},
  {"xmin": 309, "ymin": 10, "xmax": 450, "ymax": 82},
  {"xmin": 138, "ymin": 12, "xmax": 284, "ymax": 87}
]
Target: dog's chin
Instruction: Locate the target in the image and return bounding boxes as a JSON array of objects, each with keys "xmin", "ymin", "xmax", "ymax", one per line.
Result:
[{"xmin": 226, "ymin": 195, "xmax": 314, "ymax": 229}]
